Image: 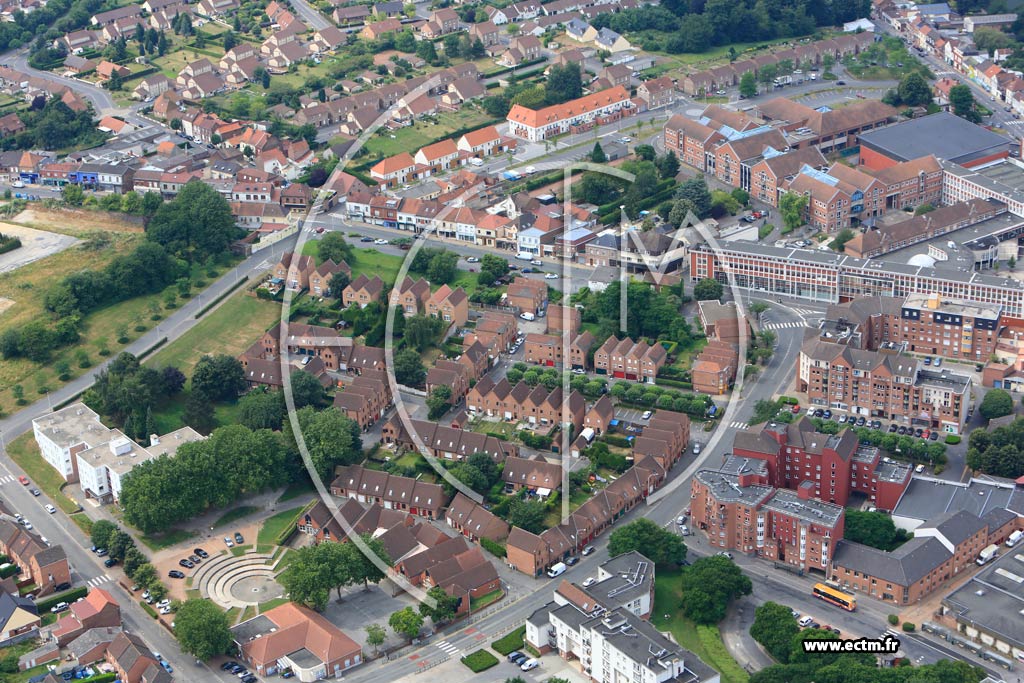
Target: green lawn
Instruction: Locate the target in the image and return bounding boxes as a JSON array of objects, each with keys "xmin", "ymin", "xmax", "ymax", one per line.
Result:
[
  {"xmin": 301, "ymin": 242, "xmax": 404, "ymax": 288},
  {"xmin": 258, "ymin": 596, "xmax": 290, "ymax": 613},
  {"xmin": 469, "ymin": 588, "xmax": 504, "ymax": 612},
  {"xmin": 277, "ymin": 482, "xmax": 314, "ymax": 503},
  {"xmin": 672, "ymin": 338, "xmax": 709, "ymax": 370},
  {"xmin": 146, "ymin": 288, "xmax": 282, "ymax": 378},
  {"xmin": 362, "ymin": 108, "xmax": 499, "ymax": 159},
  {"xmin": 470, "ymin": 419, "xmax": 516, "ymax": 438},
  {"xmin": 149, "ymin": 391, "xmax": 247, "ymax": 435},
  {"xmin": 138, "ymin": 528, "xmax": 197, "ymax": 551},
  {"xmin": 213, "ymin": 505, "xmax": 260, "ymax": 528},
  {"xmin": 257, "ymin": 505, "xmax": 306, "ymax": 546},
  {"xmin": 5, "ymin": 433, "xmax": 81, "ymax": 515},
  {"xmin": 652, "ymin": 568, "xmax": 749, "ymax": 683}
]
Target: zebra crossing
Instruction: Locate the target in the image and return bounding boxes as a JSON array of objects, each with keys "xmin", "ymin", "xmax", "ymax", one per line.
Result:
[
  {"xmin": 0, "ymin": 475, "xmax": 15, "ymax": 485},
  {"xmin": 763, "ymin": 321, "xmax": 805, "ymax": 330},
  {"xmin": 728, "ymin": 421, "xmax": 748, "ymax": 430},
  {"xmin": 84, "ymin": 575, "xmax": 111, "ymax": 589},
  {"xmin": 435, "ymin": 640, "xmax": 461, "ymax": 657},
  {"xmin": 1004, "ymin": 120, "xmax": 1024, "ymax": 126}
]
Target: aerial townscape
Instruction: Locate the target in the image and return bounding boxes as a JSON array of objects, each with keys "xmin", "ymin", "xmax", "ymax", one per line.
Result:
[{"xmin": 3, "ymin": 0, "xmax": 1024, "ymax": 680}]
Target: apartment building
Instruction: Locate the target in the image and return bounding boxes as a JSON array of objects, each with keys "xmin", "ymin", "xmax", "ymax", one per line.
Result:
[
  {"xmin": 594, "ymin": 336, "xmax": 667, "ymax": 383},
  {"xmin": 797, "ymin": 337, "xmax": 972, "ymax": 433},
  {"xmin": 713, "ymin": 129, "xmax": 789, "ymax": 191},
  {"xmin": 506, "ymin": 86, "xmax": 633, "ymax": 141},
  {"xmin": 691, "ymin": 458, "xmax": 845, "ymax": 572},
  {"xmin": 662, "ymin": 114, "xmax": 723, "ymax": 171},
  {"xmin": 749, "ymin": 146, "xmax": 828, "ymax": 205}
]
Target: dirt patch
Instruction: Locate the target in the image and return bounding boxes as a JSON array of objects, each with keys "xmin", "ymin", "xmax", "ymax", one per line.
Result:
[
  {"xmin": 0, "ymin": 297, "xmax": 13, "ymax": 316},
  {"xmin": 13, "ymin": 207, "xmax": 144, "ymax": 236}
]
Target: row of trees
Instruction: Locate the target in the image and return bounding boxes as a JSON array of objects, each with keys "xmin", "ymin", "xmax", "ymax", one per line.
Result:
[
  {"xmin": 278, "ymin": 535, "xmax": 390, "ymax": 611},
  {"xmin": 90, "ymin": 520, "xmax": 167, "ymax": 603},
  {"xmin": 83, "ymin": 353, "xmax": 185, "ymax": 441}
]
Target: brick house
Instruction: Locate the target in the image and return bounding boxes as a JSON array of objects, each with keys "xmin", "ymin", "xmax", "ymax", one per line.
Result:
[
  {"xmin": 584, "ymin": 395, "xmax": 615, "ymax": 434},
  {"xmin": 663, "ymin": 114, "xmax": 723, "ymax": 172},
  {"xmin": 568, "ymin": 331, "xmax": 596, "ymax": 370},
  {"xmin": 309, "ymin": 259, "xmax": 351, "ymax": 298},
  {"xmin": 506, "ymin": 277, "xmax": 548, "ymax": 315},
  {"xmin": 105, "ymin": 632, "xmax": 170, "ymax": 683},
  {"xmin": 426, "ymin": 285, "xmax": 469, "ymax": 328},
  {"xmin": 333, "ymin": 375, "xmax": 391, "ymax": 430},
  {"xmin": 342, "ymin": 274, "xmax": 385, "ymax": 308},
  {"xmin": 594, "ymin": 337, "xmax": 667, "ymax": 383},
  {"xmin": 332, "ymin": 464, "xmax": 446, "ymax": 518},
  {"xmin": 445, "ymin": 493, "xmax": 510, "ymax": 543},
  {"xmin": 523, "ymin": 333, "xmax": 563, "ymax": 366},
  {"xmin": 390, "ymin": 277, "xmax": 432, "ymax": 315},
  {"xmin": 273, "ymin": 252, "xmax": 316, "ymax": 291},
  {"xmin": 425, "ymin": 360, "xmax": 470, "ymax": 405}
]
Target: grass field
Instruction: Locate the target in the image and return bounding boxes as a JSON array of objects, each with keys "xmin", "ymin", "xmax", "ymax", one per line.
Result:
[
  {"xmin": 5, "ymin": 433, "xmax": 80, "ymax": 515},
  {"xmin": 257, "ymin": 505, "xmax": 307, "ymax": 546},
  {"xmin": 139, "ymin": 528, "xmax": 197, "ymax": 551},
  {"xmin": 214, "ymin": 505, "xmax": 260, "ymax": 528},
  {"xmin": 362, "ymin": 107, "xmax": 499, "ymax": 159},
  {"xmin": 652, "ymin": 568, "xmax": 749, "ymax": 683},
  {"xmin": 146, "ymin": 288, "xmax": 282, "ymax": 377},
  {"xmin": 301, "ymin": 242, "xmax": 405, "ymax": 288}
]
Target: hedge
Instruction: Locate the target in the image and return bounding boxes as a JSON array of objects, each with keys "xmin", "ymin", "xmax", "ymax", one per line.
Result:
[
  {"xmin": 491, "ymin": 626, "xmax": 526, "ymax": 655},
  {"xmin": 654, "ymin": 377, "xmax": 694, "ymax": 390},
  {"xmin": 902, "ymin": 622, "xmax": 916, "ymax": 632},
  {"xmin": 944, "ymin": 435, "xmax": 961, "ymax": 444},
  {"xmin": 0, "ymin": 564, "xmax": 20, "ymax": 579},
  {"xmin": 480, "ymin": 537, "xmax": 506, "ymax": 558},
  {"xmin": 0, "ymin": 237, "xmax": 21, "ymax": 255},
  {"xmin": 35, "ymin": 586, "xmax": 88, "ymax": 612},
  {"xmin": 460, "ymin": 650, "xmax": 499, "ymax": 673},
  {"xmin": 778, "ymin": 396, "xmax": 799, "ymax": 405},
  {"xmin": 603, "ymin": 434, "xmax": 633, "ymax": 448},
  {"xmin": 85, "ymin": 674, "xmax": 118, "ymax": 683},
  {"xmin": 141, "ymin": 601, "xmax": 159, "ymax": 619},
  {"xmin": 695, "ymin": 625, "xmax": 749, "ymax": 683}
]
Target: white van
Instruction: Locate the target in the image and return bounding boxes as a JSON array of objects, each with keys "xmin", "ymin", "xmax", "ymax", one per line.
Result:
[
  {"xmin": 1007, "ymin": 530, "xmax": 1023, "ymax": 547},
  {"xmin": 520, "ymin": 312, "xmax": 536, "ymax": 321},
  {"xmin": 546, "ymin": 562, "xmax": 567, "ymax": 578},
  {"xmin": 516, "ymin": 252, "xmax": 533, "ymax": 261},
  {"xmin": 468, "ymin": 157, "xmax": 483, "ymax": 167},
  {"xmin": 798, "ymin": 616, "xmax": 814, "ymax": 628}
]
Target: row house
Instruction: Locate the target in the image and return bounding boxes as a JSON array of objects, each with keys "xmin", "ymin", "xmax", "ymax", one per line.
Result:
[
  {"xmin": 506, "ymin": 276, "xmax": 548, "ymax": 315},
  {"xmin": 691, "ymin": 339, "xmax": 739, "ymax": 395},
  {"xmin": 425, "ymin": 360, "xmax": 470, "ymax": 405},
  {"xmin": 370, "ymin": 152, "xmax": 417, "ymax": 188},
  {"xmin": 415, "ymin": 139, "xmax": 461, "ymax": 174},
  {"xmin": 445, "ymin": 493, "xmax": 510, "ymax": 543},
  {"xmin": 502, "ymin": 455, "xmax": 561, "ymax": 494},
  {"xmin": 463, "ymin": 311, "xmax": 519, "ymax": 356},
  {"xmin": 0, "ymin": 518, "xmax": 71, "ymax": 597},
  {"xmin": 342, "ymin": 274, "xmax": 385, "ymax": 309},
  {"xmin": 466, "ymin": 377, "xmax": 586, "ymax": 432},
  {"xmin": 247, "ymin": 322, "xmax": 354, "ymax": 372},
  {"xmin": 333, "ymin": 374, "xmax": 392, "ymax": 431},
  {"xmin": 90, "ymin": 5, "xmax": 141, "ymax": 26},
  {"xmin": 523, "ymin": 333, "xmax": 563, "ymax": 366},
  {"xmin": 426, "ymin": 284, "xmax": 469, "ymax": 328},
  {"xmin": 421, "ymin": 8, "xmax": 460, "ymax": 37},
  {"xmin": 331, "ymin": 464, "xmax": 446, "ymax": 519},
  {"xmin": 390, "ymin": 277, "xmax": 431, "ymax": 315},
  {"xmin": 569, "ymin": 330, "xmax": 595, "ymax": 369},
  {"xmin": 637, "ymin": 76, "xmax": 676, "ymax": 110},
  {"xmin": 381, "ymin": 415, "xmax": 519, "ymax": 462},
  {"xmin": 593, "ymin": 336, "xmax": 667, "ymax": 383},
  {"xmin": 506, "ymin": 457, "xmax": 666, "ymax": 576},
  {"xmin": 506, "ymin": 85, "xmax": 633, "ymax": 142},
  {"xmin": 457, "ymin": 126, "xmax": 515, "ymax": 158}
]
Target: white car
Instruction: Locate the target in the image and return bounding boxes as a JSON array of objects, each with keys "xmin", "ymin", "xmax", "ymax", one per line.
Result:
[
  {"xmin": 520, "ymin": 659, "xmax": 540, "ymax": 672},
  {"xmin": 23, "ymin": 521, "xmax": 32, "ymax": 530},
  {"xmin": 160, "ymin": 606, "xmax": 173, "ymax": 615},
  {"xmin": 544, "ymin": 272, "xmax": 559, "ymax": 279},
  {"xmin": 12, "ymin": 180, "xmax": 24, "ymax": 188},
  {"xmin": 157, "ymin": 599, "xmax": 171, "ymax": 608},
  {"xmin": 530, "ymin": 260, "xmax": 543, "ymax": 266},
  {"xmin": 45, "ymin": 504, "xmax": 56, "ymax": 514},
  {"xmin": 582, "ymin": 577, "xmax": 596, "ymax": 587},
  {"xmin": 374, "ymin": 238, "xmax": 389, "ymax": 245},
  {"xmin": 641, "ymin": 410, "xmax": 653, "ymax": 420},
  {"xmin": 224, "ymin": 537, "xmax": 234, "ymax": 547},
  {"xmin": 466, "ymin": 256, "xmax": 480, "ymax": 263},
  {"xmin": 572, "ymin": 368, "xmax": 585, "ymax": 375}
]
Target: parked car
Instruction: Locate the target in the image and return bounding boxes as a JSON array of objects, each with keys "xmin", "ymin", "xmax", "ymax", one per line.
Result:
[
  {"xmin": 50, "ymin": 602, "xmax": 69, "ymax": 614},
  {"xmin": 565, "ymin": 556, "xmax": 580, "ymax": 566},
  {"xmin": 544, "ymin": 273, "xmax": 559, "ymax": 279},
  {"xmin": 234, "ymin": 532, "xmax": 244, "ymax": 544},
  {"xmin": 582, "ymin": 577, "xmax": 597, "ymax": 587},
  {"xmin": 929, "ymin": 432, "xmax": 939, "ymax": 440},
  {"xmin": 189, "ymin": 554, "xmax": 201, "ymax": 564},
  {"xmin": 45, "ymin": 504, "xmax": 56, "ymax": 514},
  {"xmin": 18, "ymin": 476, "xmax": 29, "ymax": 485},
  {"xmin": 194, "ymin": 548, "xmax": 209, "ymax": 559},
  {"xmin": 157, "ymin": 599, "xmax": 171, "ymax": 608},
  {"xmin": 888, "ymin": 424, "xmax": 898, "ymax": 433},
  {"xmin": 581, "ymin": 545, "xmax": 595, "ymax": 556},
  {"xmin": 224, "ymin": 537, "xmax": 234, "ymax": 547},
  {"xmin": 466, "ymin": 256, "xmax": 480, "ymax": 263},
  {"xmin": 360, "ymin": 236, "xmax": 373, "ymax": 242},
  {"xmin": 822, "ymin": 409, "xmax": 832, "ymax": 419},
  {"xmin": 179, "ymin": 559, "xmax": 194, "ymax": 569},
  {"xmin": 508, "ymin": 652, "xmax": 528, "ymax": 666},
  {"xmin": 103, "ymin": 558, "xmax": 117, "ymax": 568},
  {"xmin": 838, "ymin": 415, "xmax": 848, "ymax": 424},
  {"xmin": 520, "ymin": 659, "xmax": 540, "ymax": 672},
  {"xmin": 95, "ymin": 548, "xmax": 108, "ymax": 557},
  {"xmin": 855, "ymin": 416, "xmax": 866, "ymax": 427},
  {"xmin": 30, "ymin": 488, "xmax": 40, "ymax": 497},
  {"xmin": 530, "ymin": 260, "xmax": 543, "ymax": 266},
  {"xmin": 168, "ymin": 570, "xmax": 185, "ymax": 579},
  {"xmin": 717, "ymin": 551, "xmax": 733, "ymax": 560}
]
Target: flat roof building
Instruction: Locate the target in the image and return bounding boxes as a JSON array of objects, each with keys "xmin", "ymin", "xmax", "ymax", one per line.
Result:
[{"xmin": 858, "ymin": 113, "xmax": 1010, "ymax": 170}]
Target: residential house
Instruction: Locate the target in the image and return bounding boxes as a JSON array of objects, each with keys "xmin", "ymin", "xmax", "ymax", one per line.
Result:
[
  {"xmin": 593, "ymin": 337, "xmax": 666, "ymax": 383},
  {"xmin": 426, "ymin": 285, "xmax": 469, "ymax": 328},
  {"xmin": 105, "ymin": 632, "xmax": 170, "ymax": 683},
  {"xmin": 342, "ymin": 274, "xmax": 385, "ymax": 309},
  {"xmin": 331, "ymin": 464, "xmax": 446, "ymax": 518},
  {"xmin": 390, "ymin": 277, "xmax": 432, "ymax": 315}
]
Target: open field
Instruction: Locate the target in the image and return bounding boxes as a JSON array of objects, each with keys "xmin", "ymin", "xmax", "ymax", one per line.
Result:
[{"xmin": 146, "ymin": 287, "xmax": 282, "ymax": 377}]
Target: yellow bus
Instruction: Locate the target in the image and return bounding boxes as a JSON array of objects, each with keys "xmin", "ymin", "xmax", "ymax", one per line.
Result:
[{"xmin": 812, "ymin": 583, "xmax": 857, "ymax": 611}]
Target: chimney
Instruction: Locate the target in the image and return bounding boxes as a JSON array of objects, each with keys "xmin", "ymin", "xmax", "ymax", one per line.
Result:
[
  {"xmin": 150, "ymin": 434, "xmax": 160, "ymax": 447},
  {"xmin": 797, "ymin": 480, "xmax": 814, "ymax": 500}
]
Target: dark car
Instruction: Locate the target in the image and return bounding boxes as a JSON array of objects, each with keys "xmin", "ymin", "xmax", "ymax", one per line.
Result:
[
  {"xmin": 55, "ymin": 582, "xmax": 72, "ymax": 592},
  {"xmin": 168, "ymin": 570, "xmax": 185, "ymax": 579},
  {"xmin": 179, "ymin": 559, "xmax": 194, "ymax": 569},
  {"xmin": 229, "ymin": 664, "xmax": 244, "ymax": 674},
  {"xmin": 565, "ymin": 556, "xmax": 580, "ymax": 566},
  {"xmin": 234, "ymin": 532, "xmax": 244, "ymax": 544},
  {"xmin": 856, "ymin": 416, "xmax": 866, "ymax": 427},
  {"xmin": 914, "ymin": 428, "xmax": 923, "ymax": 438},
  {"xmin": 195, "ymin": 548, "xmax": 209, "ymax": 559},
  {"xmin": 836, "ymin": 80, "xmax": 846, "ymax": 85},
  {"xmin": 510, "ymin": 653, "xmax": 528, "ymax": 666},
  {"xmin": 30, "ymin": 488, "xmax": 41, "ymax": 497},
  {"xmin": 813, "ymin": 409, "xmax": 823, "ymax": 418},
  {"xmin": 929, "ymin": 431, "xmax": 939, "ymax": 440},
  {"xmin": 508, "ymin": 651, "xmax": 526, "ymax": 664},
  {"xmin": 822, "ymin": 409, "xmax": 832, "ymax": 420},
  {"xmin": 888, "ymin": 424, "xmax": 898, "ymax": 433},
  {"xmin": 221, "ymin": 662, "xmax": 237, "ymax": 671},
  {"xmin": 897, "ymin": 426, "xmax": 907, "ymax": 435},
  {"xmin": 870, "ymin": 420, "xmax": 881, "ymax": 430},
  {"xmin": 103, "ymin": 558, "xmax": 118, "ymax": 568},
  {"xmin": 242, "ymin": 676, "xmax": 256, "ymax": 683},
  {"xmin": 360, "ymin": 236, "xmax": 373, "ymax": 242},
  {"xmin": 521, "ymin": 268, "xmax": 533, "ymax": 274},
  {"xmin": 188, "ymin": 554, "xmax": 201, "ymax": 564},
  {"xmin": 282, "ymin": 672, "xmax": 295, "ymax": 679}
]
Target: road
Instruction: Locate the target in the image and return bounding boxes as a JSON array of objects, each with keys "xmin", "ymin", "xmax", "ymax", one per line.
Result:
[{"xmin": 287, "ymin": 0, "xmax": 330, "ymax": 32}]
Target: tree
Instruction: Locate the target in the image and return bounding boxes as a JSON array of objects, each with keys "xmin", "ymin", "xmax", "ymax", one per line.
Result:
[
  {"xmin": 108, "ymin": 530, "xmax": 134, "ymax": 561},
  {"xmin": 478, "ymin": 254, "xmax": 509, "ymax": 285},
  {"xmin": 145, "ymin": 181, "xmax": 238, "ymax": 263},
  {"xmin": 678, "ymin": 556, "xmax": 752, "ymax": 624},
  {"xmin": 844, "ymin": 510, "xmax": 910, "ymax": 551},
  {"xmin": 896, "ymin": 72, "xmax": 932, "ymax": 107},
  {"xmin": 749, "ymin": 301, "xmax": 768, "ymax": 321},
  {"xmin": 174, "ymin": 599, "xmax": 233, "ymax": 660},
  {"xmin": 656, "ymin": 151, "xmax": 679, "ymax": 180},
  {"xmin": 90, "ymin": 520, "xmax": 118, "ymax": 550},
  {"xmin": 979, "ymin": 388, "xmax": 1014, "ymax": 421},
  {"xmin": 62, "ymin": 183, "xmax": 85, "ymax": 206},
  {"xmin": 831, "ymin": 228, "xmax": 856, "ymax": 252},
  {"xmin": 292, "ymin": 406, "xmax": 363, "ymax": 481},
  {"xmin": 949, "ymin": 84, "xmax": 981, "ymax": 124},
  {"xmin": 366, "ymin": 624, "xmax": 386, "ymax": 656},
  {"xmin": 675, "ymin": 177, "xmax": 712, "ymax": 218},
  {"xmin": 344, "ymin": 533, "xmax": 390, "ymax": 588},
  {"xmin": 668, "ymin": 199, "xmax": 697, "ymax": 228},
  {"xmin": 191, "ymin": 354, "xmax": 245, "ymax": 402},
  {"xmin": 183, "ymin": 390, "xmax": 216, "ymax": 434},
  {"xmin": 739, "ymin": 70, "xmax": 757, "ymax": 98},
  {"xmin": 393, "ymin": 348, "xmax": 426, "ymax": 388},
  {"xmin": 327, "ymin": 272, "xmax": 350, "ymax": 300},
  {"xmin": 290, "ymin": 370, "xmax": 326, "ymax": 409},
  {"xmin": 426, "ymin": 250, "xmax": 459, "ymax": 284},
  {"xmin": 693, "ymin": 278, "xmax": 723, "ymax": 301},
  {"xmin": 419, "ymin": 585, "xmax": 460, "ymax": 625},
  {"xmin": 427, "ymin": 384, "xmax": 453, "ymax": 420},
  {"xmin": 778, "ymin": 192, "xmax": 808, "ymax": 234},
  {"xmin": 750, "ymin": 602, "xmax": 800, "ymax": 663},
  {"xmin": 123, "ymin": 547, "xmax": 146, "ymax": 578},
  {"xmin": 404, "ymin": 315, "xmax": 445, "ymax": 352},
  {"xmin": 590, "ymin": 141, "xmax": 607, "ymax": 163},
  {"xmin": 507, "ymin": 498, "xmax": 547, "ymax": 534},
  {"xmin": 545, "ymin": 63, "xmax": 583, "ymax": 104},
  {"xmin": 914, "ymin": 203, "xmax": 936, "ymax": 216},
  {"xmin": 318, "ymin": 232, "xmax": 354, "ymax": 264},
  {"xmin": 131, "ymin": 563, "xmax": 159, "ymax": 589},
  {"xmin": 223, "ymin": 31, "xmax": 237, "ymax": 50},
  {"xmin": 607, "ymin": 518, "xmax": 687, "ymax": 567},
  {"xmin": 389, "ymin": 606, "xmax": 424, "ymax": 642},
  {"xmin": 238, "ymin": 388, "xmax": 285, "ymax": 430},
  {"xmin": 279, "ymin": 544, "xmax": 333, "ymax": 611}
]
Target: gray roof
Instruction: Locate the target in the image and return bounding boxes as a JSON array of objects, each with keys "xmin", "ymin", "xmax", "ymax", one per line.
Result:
[
  {"xmin": 0, "ymin": 592, "xmax": 37, "ymax": 627},
  {"xmin": 892, "ymin": 476, "xmax": 1024, "ymax": 524},
  {"xmin": 694, "ymin": 469, "xmax": 774, "ymax": 506},
  {"xmin": 832, "ymin": 536, "xmax": 952, "ymax": 586},
  {"xmin": 942, "ymin": 546, "xmax": 1024, "ymax": 652},
  {"xmin": 857, "ymin": 112, "xmax": 1010, "ymax": 165},
  {"xmin": 230, "ymin": 614, "xmax": 276, "ymax": 643},
  {"xmin": 589, "ymin": 550, "xmax": 654, "ymax": 608},
  {"xmin": 916, "ymin": 509, "xmax": 988, "ymax": 547},
  {"xmin": 68, "ymin": 626, "xmax": 122, "ymax": 658}
]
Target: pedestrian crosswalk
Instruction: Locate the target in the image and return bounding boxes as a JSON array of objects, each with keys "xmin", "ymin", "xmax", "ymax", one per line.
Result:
[
  {"xmin": 790, "ymin": 307, "xmax": 820, "ymax": 315},
  {"xmin": 85, "ymin": 575, "xmax": 111, "ymax": 589},
  {"xmin": 0, "ymin": 475, "xmax": 15, "ymax": 485},
  {"xmin": 728, "ymin": 421, "xmax": 748, "ymax": 430},
  {"xmin": 435, "ymin": 640, "xmax": 461, "ymax": 656},
  {"xmin": 763, "ymin": 321, "xmax": 805, "ymax": 330},
  {"xmin": 1004, "ymin": 120, "xmax": 1024, "ymax": 126}
]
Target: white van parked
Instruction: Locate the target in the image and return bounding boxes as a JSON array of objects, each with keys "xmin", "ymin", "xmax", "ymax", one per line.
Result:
[
  {"xmin": 1007, "ymin": 529, "xmax": 1023, "ymax": 547},
  {"xmin": 520, "ymin": 312, "xmax": 536, "ymax": 321},
  {"xmin": 546, "ymin": 562, "xmax": 567, "ymax": 578},
  {"xmin": 516, "ymin": 252, "xmax": 533, "ymax": 261}
]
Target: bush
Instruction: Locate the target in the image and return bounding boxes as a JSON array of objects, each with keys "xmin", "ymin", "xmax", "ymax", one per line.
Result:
[
  {"xmin": 0, "ymin": 564, "xmax": 20, "ymax": 579},
  {"xmin": 460, "ymin": 650, "xmax": 499, "ymax": 673},
  {"xmin": 778, "ymin": 396, "xmax": 799, "ymax": 405},
  {"xmin": 945, "ymin": 435, "xmax": 961, "ymax": 445},
  {"xmin": 902, "ymin": 622, "xmax": 915, "ymax": 632},
  {"xmin": 491, "ymin": 626, "xmax": 526, "ymax": 655},
  {"xmin": 603, "ymin": 434, "xmax": 633, "ymax": 448},
  {"xmin": 141, "ymin": 601, "xmax": 159, "ymax": 618},
  {"xmin": 480, "ymin": 537, "xmax": 506, "ymax": 558},
  {"xmin": 35, "ymin": 586, "xmax": 89, "ymax": 612},
  {"xmin": 888, "ymin": 614, "xmax": 899, "ymax": 625}
]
